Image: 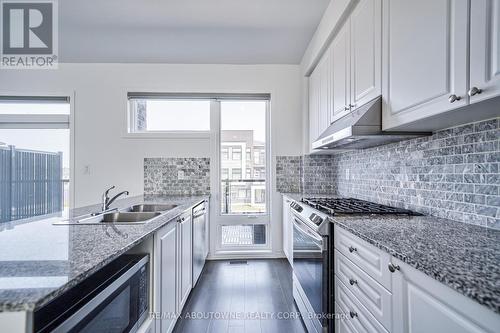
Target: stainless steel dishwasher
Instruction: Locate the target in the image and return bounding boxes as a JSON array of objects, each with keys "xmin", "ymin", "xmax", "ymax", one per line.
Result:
[{"xmin": 192, "ymin": 200, "xmax": 208, "ymax": 286}]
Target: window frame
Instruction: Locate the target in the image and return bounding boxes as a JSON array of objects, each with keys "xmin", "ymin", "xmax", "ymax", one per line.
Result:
[{"xmin": 0, "ymin": 93, "xmax": 75, "ymax": 211}]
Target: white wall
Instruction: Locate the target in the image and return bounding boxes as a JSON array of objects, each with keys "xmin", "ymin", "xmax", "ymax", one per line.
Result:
[{"xmin": 0, "ymin": 63, "xmax": 302, "ymax": 256}]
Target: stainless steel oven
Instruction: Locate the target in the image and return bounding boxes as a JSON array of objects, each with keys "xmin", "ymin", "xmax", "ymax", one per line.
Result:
[
  {"xmin": 291, "ymin": 202, "xmax": 333, "ymax": 333},
  {"xmin": 34, "ymin": 254, "xmax": 149, "ymax": 333}
]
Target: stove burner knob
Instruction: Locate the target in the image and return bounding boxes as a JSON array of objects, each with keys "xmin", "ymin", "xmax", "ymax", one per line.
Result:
[{"xmin": 348, "ymin": 246, "xmax": 357, "ymax": 253}]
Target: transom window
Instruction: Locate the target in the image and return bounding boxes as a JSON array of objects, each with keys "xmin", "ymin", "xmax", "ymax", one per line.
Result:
[{"xmin": 128, "ymin": 94, "xmax": 210, "ymax": 134}]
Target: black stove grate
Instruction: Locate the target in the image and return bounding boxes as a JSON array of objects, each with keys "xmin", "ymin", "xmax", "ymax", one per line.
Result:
[{"xmin": 301, "ymin": 197, "xmax": 419, "ymax": 216}]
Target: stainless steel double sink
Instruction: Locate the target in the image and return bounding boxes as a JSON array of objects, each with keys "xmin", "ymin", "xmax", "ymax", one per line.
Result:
[{"xmin": 60, "ymin": 204, "xmax": 178, "ymax": 225}]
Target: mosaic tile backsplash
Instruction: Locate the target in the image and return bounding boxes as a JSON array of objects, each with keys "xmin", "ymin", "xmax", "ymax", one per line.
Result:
[
  {"xmin": 275, "ymin": 156, "xmax": 302, "ymax": 193},
  {"xmin": 276, "ymin": 117, "xmax": 499, "ymax": 229},
  {"xmin": 144, "ymin": 158, "xmax": 210, "ymax": 196}
]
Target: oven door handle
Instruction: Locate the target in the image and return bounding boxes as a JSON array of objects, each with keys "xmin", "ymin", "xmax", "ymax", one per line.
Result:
[{"xmin": 293, "ymin": 217, "xmax": 323, "ymax": 243}]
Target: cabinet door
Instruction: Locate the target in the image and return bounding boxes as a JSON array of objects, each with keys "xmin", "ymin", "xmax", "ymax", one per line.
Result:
[
  {"xmin": 469, "ymin": 0, "xmax": 500, "ymax": 103},
  {"xmin": 391, "ymin": 257, "xmax": 500, "ymax": 333},
  {"xmin": 319, "ymin": 46, "xmax": 333, "ymax": 135},
  {"xmin": 382, "ymin": 0, "xmax": 468, "ymax": 130},
  {"xmin": 309, "ymin": 69, "xmax": 321, "ymax": 147},
  {"xmin": 159, "ymin": 224, "xmax": 177, "ymax": 333},
  {"xmin": 282, "ymin": 197, "xmax": 293, "ymax": 265},
  {"xmin": 350, "ymin": 0, "xmax": 382, "ymax": 108},
  {"xmin": 178, "ymin": 215, "xmax": 192, "ymax": 310},
  {"xmin": 332, "ymin": 22, "xmax": 351, "ymax": 122}
]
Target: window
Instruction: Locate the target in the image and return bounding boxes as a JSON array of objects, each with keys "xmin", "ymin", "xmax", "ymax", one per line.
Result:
[
  {"xmin": 221, "ymin": 168, "xmax": 229, "ymax": 180},
  {"xmin": 221, "ymin": 148, "xmax": 229, "ymax": 160},
  {"xmin": 128, "ymin": 95, "xmax": 210, "ymax": 133},
  {"xmin": 246, "ymin": 168, "xmax": 251, "ymax": 179},
  {"xmin": 255, "ymin": 189, "xmax": 266, "ymax": 204},
  {"xmin": 254, "ymin": 151, "xmax": 260, "ymax": 164},
  {"xmin": 232, "ymin": 147, "xmax": 242, "ymax": 160},
  {"xmin": 246, "ymin": 149, "xmax": 251, "ymax": 161},
  {"xmin": 231, "ymin": 168, "xmax": 242, "ymax": 180},
  {"xmin": 0, "ymin": 96, "xmax": 71, "ymax": 223}
]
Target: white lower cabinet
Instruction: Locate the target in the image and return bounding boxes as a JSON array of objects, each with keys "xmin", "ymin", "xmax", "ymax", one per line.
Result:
[
  {"xmin": 156, "ymin": 221, "xmax": 178, "ymax": 333},
  {"xmin": 155, "ymin": 210, "xmax": 193, "ymax": 333},
  {"xmin": 178, "ymin": 213, "xmax": 193, "ymax": 310},
  {"xmin": 282, "ymin": 196, "xmax": 293, "ymax": 265},
  {"xmin": 391, "ymin": 257, "xmax": 500, "ymax": 333},
  {"xmin": 334, "ymin": 227, "xmax": 500, "ymax": 333}
]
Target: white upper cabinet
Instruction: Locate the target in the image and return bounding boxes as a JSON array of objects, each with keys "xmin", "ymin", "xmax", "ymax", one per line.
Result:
[
  {"xmin": 309, "ymin": 68, "xmax": 320, "ymax": 149},
  {"xmin": 308, "ymin": 0, "xmax": 381, "ymax": 150},
  {"xmin": 332, "ymin": 22, "xmax": 351, "ymax": 122},
  {"xmin": 382, "ymin": 0, "xmax": 469, "ymax": 130},
  {"xmin": 319, "ymin": 47, "xmax": 333, "ymax": 135},
  {"xmin": 469, "ymin": 0, "xmax": 500, "ymax": 103},
  {"xmin": 350, "ymin": 0, "xmax": 382, "ymax": 110}
]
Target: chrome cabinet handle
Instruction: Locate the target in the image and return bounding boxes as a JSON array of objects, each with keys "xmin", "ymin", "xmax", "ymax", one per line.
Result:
[
  {"xmin": 388, "ymin": 263, "xmax": 400, "ymax": 273},
  {"xmin": 348, "ymin": 246, "xmax": 357, "ymax": 253},
  {"xmin": 468, "ymin": 87, "xmax": 482, "ymax": 96},
  {"xmin": 448, "ymin": 94, "xmax": 461, "ymax": 103},
  {"xmin": 349, "ymin": 311, "xmax": 358, "ymax": 319},
  {"xmin": 349, "ymin": 278, "xmax": 358, "ymax": 286},
  {"xmin": 344, "ymin": 106, "xmax": 350, "ymax": 111},
  {"xmin": 349, "ymin": 104, "xmax": 356, "ymax": 108}
]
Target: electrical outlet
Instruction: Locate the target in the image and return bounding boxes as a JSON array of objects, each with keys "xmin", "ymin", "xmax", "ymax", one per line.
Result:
[
  {"xmin": 83, "ymin": 165, "xmax": 91, "ymax": 175},
  {"xmin": 178, "ymin": 170, "xmax": 185, "ymax": 180},
  {"xmin": 345, "ymin": 168, "xmax": 350, "ymax": 180}
]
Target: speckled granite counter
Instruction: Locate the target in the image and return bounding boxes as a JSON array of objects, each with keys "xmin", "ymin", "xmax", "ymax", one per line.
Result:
[
  {"xmin": 281, "ymin": 193, "xmax": 500, "ymax": 314},
  {"xmin": 0, "ymin": 194, "xmax": 208, "ymax": 312}
]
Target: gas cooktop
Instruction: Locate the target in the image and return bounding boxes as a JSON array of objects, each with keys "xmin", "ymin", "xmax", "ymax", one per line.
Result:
[{"xmin": 301, "ymin": 197, "xmax": 420, "ymax": 216}]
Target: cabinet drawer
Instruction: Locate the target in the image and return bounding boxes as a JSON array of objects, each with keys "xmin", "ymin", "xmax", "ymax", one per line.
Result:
[
  {"xmin": 335, "ymin": 302, "xmax": 358, "ymax": 333},
  {"xmin": 335, "ymin": 276, "xmax": 389, "ymax": 333},
  {"xmin": 335, "ymin": 249, "xmax": 392, "ymax": 331},
  {"xmin": 334, "ymin": 225, "xmax": 391, "ymax": 290}
]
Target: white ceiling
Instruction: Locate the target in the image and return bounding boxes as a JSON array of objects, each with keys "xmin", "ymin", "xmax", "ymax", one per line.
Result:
[{"xmin": 59, "ymin": 0, "xmax": 330, "ymax": 64}]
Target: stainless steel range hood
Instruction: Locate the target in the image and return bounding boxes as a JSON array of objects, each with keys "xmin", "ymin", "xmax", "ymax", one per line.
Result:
[{"xmin": 312, "ymin": 96, "xmax": 430, "ymax": 150}]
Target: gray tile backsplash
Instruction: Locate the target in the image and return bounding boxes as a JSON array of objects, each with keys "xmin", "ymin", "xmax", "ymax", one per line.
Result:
[
  {"xmin": 276, "ymin": 117, "xmax": 499, "ymax": 229},
  {"xmin": 276, "ymin": 156, "xmax": 302, "ymax": 193},
  {"xmin": 302, "ymin": 155, "xmax": 336, "ymax": 194},
  {"xmin": 144, "ymin": 158, "xmax": 210, "ymax": 196}
]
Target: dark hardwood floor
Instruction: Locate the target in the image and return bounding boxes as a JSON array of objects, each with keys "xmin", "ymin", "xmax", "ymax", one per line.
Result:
[{"xmin": 173, "ymin": 259, "xmax": 306, "ymax": 333}]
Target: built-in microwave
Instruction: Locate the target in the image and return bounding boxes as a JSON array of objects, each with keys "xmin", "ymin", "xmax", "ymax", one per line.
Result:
[{"xmin": 34, "ymin": 254, "xmax": 149, "ymax": 333}]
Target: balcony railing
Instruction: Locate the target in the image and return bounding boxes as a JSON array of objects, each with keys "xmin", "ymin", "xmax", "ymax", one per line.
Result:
[
  {"xmin": 0, "ymin": 146, "xmax": 65, "ymax": 223},
  {"xmin": 221, "ymin": 179, "xmax": 266, "ymax": 215}
]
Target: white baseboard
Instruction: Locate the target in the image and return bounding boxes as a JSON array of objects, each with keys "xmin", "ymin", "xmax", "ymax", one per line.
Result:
[{"xmin": 207, "ymin": 250, "xmax": 285, "ymax": 260}]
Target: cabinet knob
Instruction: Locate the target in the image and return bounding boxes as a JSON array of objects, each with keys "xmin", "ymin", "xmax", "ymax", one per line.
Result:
[
  {"xmin": 349, "ymin": 104, "xmax": 356, "ymax": 108},
  {"xmin": 388, "ymin": 263, "xmax": 400, "ymax": 273},
  {"xmin": 468, "ymin": 87, "xmax": 482, "ymax": 96},
  {"xmin": 349, "ymin": 311, "xmax": 358, "ymax": 319},
  {"xmin": 348, "ymin": 246, "xmax": 357, "ymax": 253},
  {"xmin": 349, "ymin": 278, "xmax": 358, "ymax": 286},
  {"xmin": 448, "ymin": 94, "xmax": 461, "ymax": 103},
  {"xmin": 344, "ymin": 106, "xmax": 350, "ymax": 111}
]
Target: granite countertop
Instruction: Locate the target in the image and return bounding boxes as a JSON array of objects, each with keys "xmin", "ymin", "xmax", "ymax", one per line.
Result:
[
  {"xmin": 281, "ymin": 193, "xmax": 500, "ymax": 314},
  {"xmin": 0, "ymin": 194, "xmax": 208, "ymax": 312}
]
